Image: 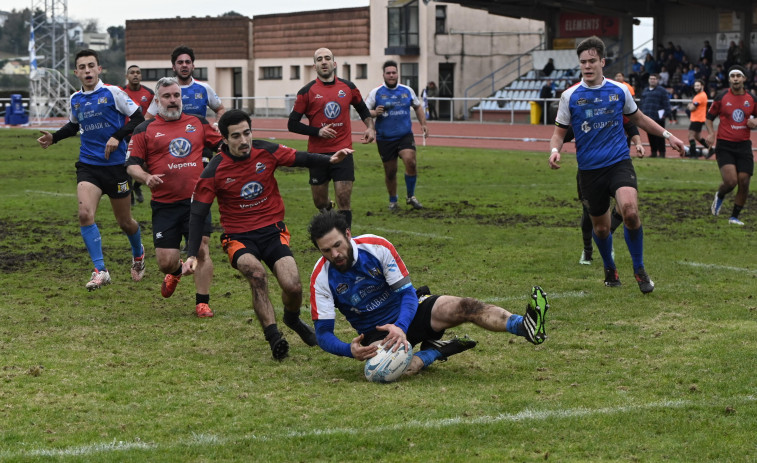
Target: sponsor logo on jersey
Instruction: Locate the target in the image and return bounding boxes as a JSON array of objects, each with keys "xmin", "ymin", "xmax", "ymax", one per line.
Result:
[
  {"xmin": 169, "ymin": 137, "xmax": 192, "ymax": 158},
  {"xmin": 240, "ymin": 181, "xmax": 264, "ymax": 200},
  {"xmin": 141, "ymin": 96, "xmax": 148, "ymax": 102},
  {"xmin": 255, "ymin": 162, "xmax": 266, "ymax": 174},
  {"xmin": 324, "ymin": 101, "xmax": 341, "ymax": 119},
  {"xmin": 744, "ymin": 100, "xmax": 750, "ymax": 107},
  {"xmin": 315, "ymin": 94, "xmax": 323, "ymax": 99},
  {"xmin": 117, "ymin": 181, "xmax": 129, "ymax": 193},
  {"xmin": 98, "ymin": 97, "xmax": 108, "ymax": 104},
  {"xmin": 732, "ymin": 109, "xmax": 745, "ymax": 123},
  {"xmin": 609, "ymin": 94, "xmax": 618, "ymax": 101},
  {"xmin": 195, "ymin": 93, "xmax": 204, "ymax": 99},
  {"xmin": 585, "ymin": 109, "xmax": 594, "ymax": 118},
  {"xmin": 726, "ymin": 102, "xmax": 732, "ymax": 106},
  {"xmin": 576, "ymin": 98, "xmax": 588, "ymax": 106},
  {"xmin": 185, "ymin": 124, "xmax": 196, "ymax": 133},
  {"xmin": 593, "ymin": 97, "xmax": 602, "ymax": 103},
  {"xmin": 369, "ymin": 267, "xmax": 382, "ymax": 278},
  {"xmin": 74, "ymin": 103, "xmax": 80, "ymax": 110},
  {"xmin": 581, "ymin": 120, "xmax": 591, "ymax": 133},
  {"xmin": 155, "ymin": 232, "xmax": 163, "ymax": 239},
  {"xmin": 155, "ymin": 132, "xmax": 165, "ymax": 138},
  {"xmin": 350, "ymin": 294, "xmax": 362, "ymax": 305},
  {"xmin": 336, "ymin": 283, "xmax": 349, "ymax": 294},
  {"xmin": 225, "ymin": 177, "xmax": 236, "ymax": 184},
  {"xmin": 337, "ymin": 90, "xmax": 346, "ymax": 98}
]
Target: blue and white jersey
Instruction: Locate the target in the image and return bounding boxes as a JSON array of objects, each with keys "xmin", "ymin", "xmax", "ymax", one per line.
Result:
[
  {"xmin": 147, "ymin": 77, "xmax": 222, "ymax": 118},
  {"xmin": 555, "ymin": 78, "xmax": 637, "ymax": 170},
  {"xmin": 310, "ymin": 234, "xmax": 413, "ymax": 335},
  {"xmin": 69, "ymin": 79, "xmax": 139, "ymax": 166},
  {"xmin": 365, "ymin": 83, "xmax": 420, "ymax": 141}
]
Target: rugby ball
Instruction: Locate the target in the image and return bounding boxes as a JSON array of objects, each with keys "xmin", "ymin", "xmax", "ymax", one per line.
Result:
[{"xmin": 364, "ymin": 342, "xmax": 412, "ymax": 383}]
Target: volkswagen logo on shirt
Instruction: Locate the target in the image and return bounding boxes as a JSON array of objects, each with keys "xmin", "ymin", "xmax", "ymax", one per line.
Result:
[
  {"xmin": 169, "ymin": 138, "xmax": 192, "ymax": 158},
  {"xmin": 324, "ymin": 101, "xmax": 341, "ymax": 119},
  {"xmin": 240, "ymin": 181, "xmax": 264, "ymax": 200},
  {"xmin": 732, "ymin": 109, "xmax": 745, "ymax": 123}
]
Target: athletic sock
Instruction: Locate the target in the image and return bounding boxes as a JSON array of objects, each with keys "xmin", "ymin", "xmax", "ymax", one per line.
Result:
[
  {"xmin": 196, "ymin": 293, "xmax": 209, "ymax": 305},
  {"xmin": 623, "ymin": 225, "xmax": 645, "ymax": 271},
  {"xmin": 405, "ymin": 174, "xmax": 417, "ymax": 197},
  {"xmin": 414, "ymin": 349, "xmax": 442, "ymax": 369},
  {"xmin": 592, "ymin": 230, "xmax": 615, "ymax": 269},
  {"xmin": 506, "ymin": 313, "xmax": 526, "ymax": 337},
  {"xmin": 698, "ymin": 138, "xmax": 709, "ymax": 149},
  {"xmin": 264, "ymin": 323, "xmax": 281, "ymax": 342},
  {"xmin": 689, "ymin": 140, "xmax": 696, "ymax": 155},
  {"xmin": 731, "ymin": 205, "xmax": 743, "ymax": 219},
  {"xmin": 127, "ymin": 227, "xmax": 143, "ymax": 257},
  {"xmin": 283, "ymin": 309, "xmax": 301, "ymax": 325},
  {"xmin": 81, "ymin": 224, "xmax": 106, "ymax": 271},
  {"xmin": 338, "ymin": 209, "xmax": 352, "ymax": 229},
  {"xmin": 389, "ymin": 195, "xmax": 398, "ymax": 203}
]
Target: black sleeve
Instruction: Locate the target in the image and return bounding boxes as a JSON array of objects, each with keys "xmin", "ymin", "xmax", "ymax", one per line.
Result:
[
  {"xmin": 354, "ymin": 100, "xmax": 372, "ymax": 122},
  {"xmin": 51, "ymin": 122, "xmax": 81, "ymax": 144},
  {"xmin": 292, "ymin": 151, "xmax": 333, "ymax": 168},
  {"xmin": 287, "ymin": 110, "xmax": 321, "ymax": 137},
  {"xmin": 623, "ymin": 121, "xmax": 640, "ymax": 138},
  {"xmin": 113, "ymin": 108, "xmax": 145, "ymax": 141},
  {"xmin": 186, "ymin": 200, "xmax": 212, "ymax": 258}
]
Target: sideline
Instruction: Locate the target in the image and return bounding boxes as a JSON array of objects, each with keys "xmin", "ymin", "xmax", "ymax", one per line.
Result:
[{"xmin": 9, "ymin": 395, "xmax": 754, "ymax": 458}]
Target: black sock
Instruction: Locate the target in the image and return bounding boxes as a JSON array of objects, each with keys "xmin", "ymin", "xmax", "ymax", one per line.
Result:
[
  {"xmin": 689, "ymin": 140, "xmax": 696, "ymax": 155},
  {"xmin": 264, "ymin": 324, "xmax": 281, "ymax": 342},
  {"xmin": 339, "ymin": 209, "xmax": 352, "ymax": 229},
  {"xmin": 196, "ymin": 293, "xmax": 209, "ymax": 305},
  {"xmin": 731, "ymin": 205, "xmax": 743, "ymax": 219},
  {"xmin": 283, "ymin": 310, "xmax": 301, "ymax": 325},
  {"xmin": 698, "ymin": 138, "xmax": 709, "ymax": 149}
]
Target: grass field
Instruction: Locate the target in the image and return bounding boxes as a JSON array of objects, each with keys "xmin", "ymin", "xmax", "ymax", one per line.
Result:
[{"xmin": 0, "ymin": 128, "xmax": 755, "ymax": 462}]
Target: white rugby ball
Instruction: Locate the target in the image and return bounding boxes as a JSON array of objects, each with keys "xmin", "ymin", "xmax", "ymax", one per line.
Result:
[{"xmin": 364, "ymin": 342, "xmax": 412, "ymax": 383}]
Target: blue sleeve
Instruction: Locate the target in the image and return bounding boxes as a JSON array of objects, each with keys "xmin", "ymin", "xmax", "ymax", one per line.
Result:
[
  {"xmin": 393, "ymin": 286, "xmax": 418, "ymax": 333},
  {"xmin": 314, "ymin": 319, "xmax": 354, "ymax": 358}
]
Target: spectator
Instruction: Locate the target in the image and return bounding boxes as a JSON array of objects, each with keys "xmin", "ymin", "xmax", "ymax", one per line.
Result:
[
  {"xmin": 659, "ymin": 65, "xmax": 670, "ymax": 88},
  {"xmin": 671, "ymin": 64, "xmax": 684, "ymax": 96},
  {"xmin": 699, "ymin": 57, "xmax": 712, "ymax": 85},
  {"xmin": 700, "ymin": 40, "xmax": 713, "ymax": 63},
  {"xmin": 424, "ymin": 81, "xmax": 438, "ymax": 120},
  {"xmin": 682, "ymin": 64, "xmax": 696, "ymax": 96},
  {"xmin": 542, "ymin": 58, "xmax": 555, "ymax": 77},
  {"xmin": 639, "ymin": 74, "xmax": 673, "ymax": 158},
  {"xmin": 725, "ymin": 41, "xmax": 738, "ymax": 69},
  {"xmin": 711, "ymin": 64, "xmax": 726, "ymax": 92},
  {"xmin": 674, "ymin": 45, "xmax": 687, "ymax": 63},
  {"xmin": 630, "ymin": 56, "xmax": 643, "ymax": 90}
]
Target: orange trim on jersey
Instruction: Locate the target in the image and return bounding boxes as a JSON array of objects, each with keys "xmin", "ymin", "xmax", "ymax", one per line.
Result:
[
  {"xmin": 221, "ymin": 236, "xmax": 246, "ymax": 264},
  {"xmin": 353, "ymin": 236, "xmax": 410, "ymax": 276},
  {"xmin": 310, "ymin": 257, "xmax": 327, "ymax": 321}
]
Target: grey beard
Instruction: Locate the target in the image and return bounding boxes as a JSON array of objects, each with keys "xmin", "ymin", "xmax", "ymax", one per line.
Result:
[{"xmin": 159, "ymin": 107, "xmax": 182, "ymax": 120}]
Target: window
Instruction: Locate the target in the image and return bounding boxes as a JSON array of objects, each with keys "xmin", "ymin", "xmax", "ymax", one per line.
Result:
[
  {"xmin": 290, "ymin": 65, "xmax": 300, "ymax": 80},
  {"xmin": 400, "ymin": 63, "xmax": 419, "ymax": 95},
  {"xmin": 342, "ymin": 64, "xmax": 351, "ymax": 81},
  {"xmin": 435, "ymin": 6, "xmax": 447, "ymax": 34},
  {"xmin": 385, "ymin": 1, "xmax": 419, "ymax": 55},
  {"xmin": 356, "ymin": 64, "xmax": 368, "ymax": 79},
  {"xmin": 260, "ymin": 66, "xmax": 282, "ymax": 80},
  {"xmin": 142, "ymin": 68, "xmax": 173, "ymax": 81},
  {"xmin": 194, "ymin": 68, "xmax": 208, "ymax": 81}
]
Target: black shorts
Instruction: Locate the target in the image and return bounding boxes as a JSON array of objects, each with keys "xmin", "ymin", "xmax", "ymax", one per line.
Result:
[
  {"xmin": 220, "ymin": 221, "xmax": 293, "ymax": 270},
  {"xmin": 308, "ymin": 152, "xmax": 355, "ymax": 185},
  {"xmin": 688, "ymin": 121, "xmax": 705, "ymax": 132},
  {"xmin": 151, "ymin": 199, "xmax": 212, "ymax": 249},
  {"xmin": 377, "ymin": 133, "xmax": 416, "ymax": 163},
  {"xmin": 715, "ymin": 139, "xmax": 754, "ymax": 176},
  {"xmin": 75, "ymin": 161, "xmax": 131, "ymax": 199},
  {"xmin": 578, "ymin": 159, "xmax": 638, "ymax": 217},
  {"xmin": 360, "ymin": 294, "xmax": 445, "ymax": 347}
]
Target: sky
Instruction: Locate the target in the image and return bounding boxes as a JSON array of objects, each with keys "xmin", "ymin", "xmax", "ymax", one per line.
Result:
[{"xmin": 4, "ymin": 0, "xmax": 370, "ymax": 30}]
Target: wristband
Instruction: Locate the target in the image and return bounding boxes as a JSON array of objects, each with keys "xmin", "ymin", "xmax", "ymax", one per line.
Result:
[
  {"xmin": 662, "ymin": 130, "xmax": 671, "ymax": 139},
  {"xmin": 551, "ymin": 148, "xmax": 559, "ymax": 154}
]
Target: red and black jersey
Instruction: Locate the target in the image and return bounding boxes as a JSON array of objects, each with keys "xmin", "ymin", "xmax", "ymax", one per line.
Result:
[
  {"xmin": 292, "ymin": 78, "xmax": 367, "ymax": 153},
  {"xmin": 707, "ymin": 89, "xmax": 757, "ymax": 142},
  {"xmin": 126, "ymin": 113, "xmax": 222, "ymax": 203},
  {"xmin": 122, "ymin": 85, "xmax": 154, "ymax": 121},
  {"xmin": 193, "ymin": 140, "xmax": 298, "ymax": 234}
]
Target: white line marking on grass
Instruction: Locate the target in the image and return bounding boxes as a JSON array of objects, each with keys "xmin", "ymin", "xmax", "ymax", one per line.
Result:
[
  {"xmin": 368, "ymin": 225, "xmax": 453, "ymax": 239},
  {"xmin": 23, "ymin": 189, "xmax": 76, "ymax": 198},
  {"xmin": 679, "ymin": 261, "xmax": 757, "ymax": 274},
  {"xmin": 8, "ymin": 395, "xmax": 753, "ymax": 458},
  {"xmin": 488, "ymin": 290, "xmax": 589, "ymax": 303}
]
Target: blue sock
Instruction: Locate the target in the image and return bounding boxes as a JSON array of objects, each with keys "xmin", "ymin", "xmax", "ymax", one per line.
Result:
[
  {"xmin": 414, "ymin": 349, "xmax": 442, "ymax": 369},
  {"xmin": 405, "ymin": 174, "xmax": 417, "ymax": 197},
  {"xmin": 127, "ymin": 226, "xmax": 143, "ymax": 258},
  {"xmin": 506, "ymin": 314, "xmax": 526, "ymax": 337},
  {"xmin": 81, "ymin": 224, "xmax": 105, "ymax": 271},
  {"xmin": 389, "ymin": 195, "xmax": 398, "ymax": 203},
  {"xmin": 592, "ymin": 230, "xmax": 615, "ymax": 269},
  {"xmin": 624, "ymin": 225, "xmax": 644, "ymax": 271}
]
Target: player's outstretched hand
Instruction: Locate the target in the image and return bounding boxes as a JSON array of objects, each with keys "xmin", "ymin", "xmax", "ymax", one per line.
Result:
[
  {"xmin": 37, "ymin": 131, "xmax": 53, "ymax": 149},
  {"xmin": 362, "ymin": 127, "xmax": 375, "ymax": 144},
  {"xmin": 182, "ymin": 256, "xmax": 198, "ymax": 276},
  {"xmin": 330, "ymin": 148, "xmax": 354, "ymax": 164},
  {"xmin": 548, "ymin": 150, "xmax": 561, "ymax": 169},
  {"xmin": 669, "ymin": 135, "xmax": 686, "ymax": 156},
  {"xmin": 350, "ymin": 334, "xmax": 379, "ymax": 361}
]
